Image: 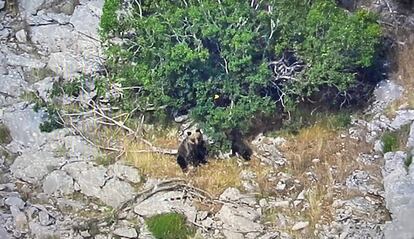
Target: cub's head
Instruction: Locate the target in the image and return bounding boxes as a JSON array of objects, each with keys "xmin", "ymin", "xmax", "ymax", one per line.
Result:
[{"xmin": 186, "ymin": 129, "xmax": 203, "ymax": 145}]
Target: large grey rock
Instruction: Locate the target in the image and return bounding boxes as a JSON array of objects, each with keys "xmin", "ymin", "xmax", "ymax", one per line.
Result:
[
  {"xmin": 0, "ymin": 0, "xmax": 5, "ymax": 10},
  {"xmin": 4, "ymin": 196, "xmax": 25, "ymax": 210},
  {"xmin": 0, "ymin": 69, "xmax": 28, "ymax": 104},
  {"xmin": 6, "ymin": 53, "xmax": 46, "ymax": 69},
  {"xmin": 70, "ymin": 3, "xmax": 101, "ymax": 37},
  {"xmin": 113, "ymin": 227, "xmax": 138, "ymax": 238},
  {"xmin": 383, "ymin": 151, "xmax": 414, "ymax": 239},
  {"xmin": 63, "ymin": 135, "xmax": 98, "ymax": 160},
  {"xmin": 216, "ymin": 205, "xmax": 263, "ymax": 233},
  {"xmin": 19, "ymin": 0, "xmax": 46, "ymax": 15},
  {"xmin": 29, "ymin": 222, "xmax": 59, "ymax": 239},
  {"xmin": 99, "ymin": 178, "xmax": 136, "ymax": 208},
  {"xmin": 134, "ymin": 191, "xmax": 197, "ymax": 222},
  {"xmin": 390, "ymin": 110, "xmax": 414, "ymax": 130},
  {"xmin": 2, "ymin": 105, "xmax": 46, "ymax": 148},
  {"xmin": 63, "ymin": 162, "xmax": 107, "ymax": 196},
  {"xmin": 48, "ymin": 52, "xmax": 81, "ymax": 79},
  {"xmin": 108, "ymin": 163, "xmax": 141, "ymax": 184},
  {"xmin": 11, "ymin": 151, "xmax": 64, "ymax": 184},
  {"xmin": 0, "ymin": 226, "xmax": 10, "ymax": 239},
  {"xmin": 42, "ymin": 170, "xmax": 74, "ymax": 195},
  {"xmin": 30, "ymin": 25, "xmax": 75, "ymax": 53}
]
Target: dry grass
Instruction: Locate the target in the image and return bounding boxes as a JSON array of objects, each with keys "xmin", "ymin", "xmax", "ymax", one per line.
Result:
[
  {"xmin": 276, "ymin": 121, "xmax": 372, "ymax": 231},
  {"xmin": 125, "ymin": 140, "xmax": 245, "ymax": 197}
]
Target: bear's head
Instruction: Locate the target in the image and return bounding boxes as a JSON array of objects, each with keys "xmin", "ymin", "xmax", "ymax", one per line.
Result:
[{"xmin": 186, "ymin": 129, "xmax": 203, "ymax": 145}]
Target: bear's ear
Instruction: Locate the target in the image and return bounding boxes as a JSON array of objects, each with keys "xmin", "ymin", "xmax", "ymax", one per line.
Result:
[
  {"xmin": 195, "ymin": 128, "xmax": 201, "ymax": 133},
  {"xmin": 186, "ymin": 131, "xmax": 192, "ymax": 136}
]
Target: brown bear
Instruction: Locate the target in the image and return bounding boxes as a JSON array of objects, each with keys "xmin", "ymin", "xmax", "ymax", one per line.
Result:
[{"xmin": 176, "ymin": 129, "xmax": 208, "ymax": 172}]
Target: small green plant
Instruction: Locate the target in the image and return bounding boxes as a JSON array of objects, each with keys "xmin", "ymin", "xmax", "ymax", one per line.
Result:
[
  {"xmin": 0, "ymin": 123, "xmax": 12, "ymax": 145},
  {"xmin": 39, "ymin": 106, "xmax": 64, "ymax": 133},
  {"xmin": 382, "ymin": 132, "xmax": 399, "ymax": 154},
  {"xmin": 146, "ymin": 213, "xmax": 195, "ymax": 239}
]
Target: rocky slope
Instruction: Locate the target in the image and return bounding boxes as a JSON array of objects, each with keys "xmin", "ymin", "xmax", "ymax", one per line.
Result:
[{"xmin": 0, "ymin": 0, "xmax": 413, "ymax": 239}]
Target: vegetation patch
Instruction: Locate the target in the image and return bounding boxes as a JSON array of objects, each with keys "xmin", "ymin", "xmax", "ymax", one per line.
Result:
[
  {"xmin": 381, "ymin": 124, "xmax": 411, "ymax": 154},
  {"xmin": 101, "ymin": 0, "xmax": 381, "ymax": 151},
  {"xmin": 146, "ymin": 213, "xmax": 195, "ymax": 239},
  {"xmin": 0, "ymin": 123, "xmax": 12, "ymax": 145}
]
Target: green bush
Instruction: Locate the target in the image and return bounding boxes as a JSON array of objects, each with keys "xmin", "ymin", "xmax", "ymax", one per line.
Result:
[
  {"xmin": 146, "ymin": 213, "xmax": 195, "ymax": 239},
  {"xmin": 101, "ymin": 0, "xmax": 381, "ymax": 151}
]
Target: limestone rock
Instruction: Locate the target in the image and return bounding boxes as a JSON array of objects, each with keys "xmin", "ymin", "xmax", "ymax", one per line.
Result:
[
  {"xmin": 42, "ymin": 170, "xmax": 74, "ymax": 195},
  {"xmin": 291, "ymin": 221, "xmax": 309, "ymax": 231},
  {"xmin": 216, "ymin": 205, "xmax": 263, "ymax": 233},
  {"xmin": 113, "ymin": 227, "xmax": 138, "ymax": 238},
  {"xmin": 15, "ymin": 29, "xmax": 27, "ymax": 43},
  {"xmin": 108, "ymin": 163, "xmax": 141, "ymax": 184}
]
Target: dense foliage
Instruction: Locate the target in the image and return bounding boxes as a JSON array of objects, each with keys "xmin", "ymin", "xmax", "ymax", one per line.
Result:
[{"xmin": 100, "ymin": 0, "xmax": 381, "ymax": 150}]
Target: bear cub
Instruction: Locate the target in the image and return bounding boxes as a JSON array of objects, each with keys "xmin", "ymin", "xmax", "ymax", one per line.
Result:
[
  {"xmin": 227, "ymin": 129, "xmax": 253, "ymax": 161},
  {"xmin": 177, "ymin": 129, "xmax": 208, "ymax": 172}
]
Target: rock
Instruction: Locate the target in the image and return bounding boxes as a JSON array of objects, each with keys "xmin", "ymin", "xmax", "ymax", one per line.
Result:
[
  {"xmin": 219, "ymin": 187, "xmax": 242, "ymax": 202},
  {"xmin": 108, "ymin": 163, "xmax": 141, "ymax": 184},
  {"xmin": 38, "ymin": 210, "xmax": 51, "ymax": 226},
  {"xmin": 390, "ymin": 110, "xmax": 414, "ymax": 130},
  {"xmin": 2, "ymin": 105, "xmax": 46, "ymax": 148},
  {"xmin": 382, "ymin": 151, "xmax": 414, "ymax": 238},
  {"xmin": 134, "ymin": 191, "xmax": 197, "ymax": 222},
  {"xmin": 113, "ymin": 227, "xmax": 138, "ymax": 238},
  {"xmin": 15, "ymin": 29, "xmax": 27, "ymax": 43},
  {"xmin": 276, "ymin": 181, "xmax": 286, "ymax": 191},
  {"xmin": 10, "ymin": 206, "xmax": 28, "ymax": 231},
  {"xmin": 374, "ymin": 140, "xmax": 384, "ymax": 153},
  {"xmin": 29, "ymin": 222, "xmax": 58, "ymax": 239},
  {"xmin": 63, "ymin": 162, "xmax": 106, "ymax": 194},
  {"xmin": 4, "ymin": 196, "xmax": 25, "ymax": 210},
  {"xmin": 70, "ymin": 2, "xmax": 102, "ymax": 38},
  {"xmin": 6, "ymin": 53, "xmax": 46, "ymax": 69},
  {"xmin": 407, "ymin": 122, "xmax": 414, "ymax": 149},
  {"xmin": 30, "ymin": 25, "xmax": 74, "ymax": 53},
  {"xmin": 174, "ymin": 114, "xmax": 189, "ymax": 123},
  {"xmin": 268, "ymin": 200, "xmax": 290, "ymax": 208},
  {"xmin": 0, "ymin": 28, "xmax": 10, "ymax": 40},
  {"xmin": 43, "ymin": 170, "xmax": 75, "ymax": 195},
  {"xmin": 0, "ymin": 0, "xmax": 5, "ymax": 10},
  {"xmin": 291, "ymin": 221, "xmax": 309, "ymax": 231},
  {"xmin": 63, "ymin": 135, "xmax": 98, "ymax": 160},
  {"xmin": 223, "ymin": 230, "xmax": 244, "ymax": 239},
  {"xmin": 48, "ymin": 52, "xmax": 81, "ymax": 79},
  {"xmin": 19, "ymin": 0, "xmax": 46, "ymax": 15},
  {"xmin": 0, "ymin": 226, "xmax": 10, "ymax": 239},
  {"xmin": 63, "ymin": 162, "xmax": 134, "ymax": 208},
  {"xmin": 11, "ymin": 151, "xmax": 64, "ymax": 184},
  {"xmin": 216, "ymin": 205, "xmax": 263, "ymax": 233},
  {"xmin": 99, "ymin": 178, "xmax": 136, "ymax": 208},
  {"xmin": 33, "ymin": 77, "xmax": 56, "ymax": 102}
]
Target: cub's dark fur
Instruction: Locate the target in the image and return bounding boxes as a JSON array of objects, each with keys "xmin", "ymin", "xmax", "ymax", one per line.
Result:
[
  {"xmin": 227, "ymin": 129, "xmax": 253, "ymax": 161},
  {"xmin": 177, "ymin": 129, "xmax": 208, "ymax": 172}
]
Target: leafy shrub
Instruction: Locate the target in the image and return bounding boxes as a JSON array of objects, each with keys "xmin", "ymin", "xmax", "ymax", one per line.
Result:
[
  {"xmin": 146, "ymin": 213, "xmax": 195, "ymax": 239},
  {"xmin": 101, "ymin": 0, "xmax": 381, "ymax": 151}
]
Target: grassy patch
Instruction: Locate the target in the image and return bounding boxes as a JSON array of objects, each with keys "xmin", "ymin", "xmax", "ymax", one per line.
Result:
[
  {"xmin": 381, "ymin": 124, "xmax": 411, "ymax": 154},
  {"xmin": 0, "ymin": 123, "xmax": 12, "ymax": 145},
  {"xmin": 146, "ymin": 213, "xmax": 195, "ymax": 239}
]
